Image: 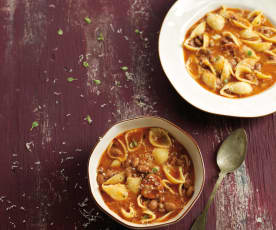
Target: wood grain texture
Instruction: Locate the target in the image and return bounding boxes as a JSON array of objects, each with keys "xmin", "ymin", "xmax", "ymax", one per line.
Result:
[{"xmin": 0, "ymin": 0, "xmax": 275, "ymax": 229}]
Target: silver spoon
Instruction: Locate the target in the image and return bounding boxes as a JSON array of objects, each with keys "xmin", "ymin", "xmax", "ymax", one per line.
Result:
[{"xmin": 191, "ymin": 128, "xmax": 248, "ymax": 230}]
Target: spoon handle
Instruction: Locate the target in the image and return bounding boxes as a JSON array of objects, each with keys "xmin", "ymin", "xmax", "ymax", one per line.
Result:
[{"xmin": 191, "ymin": 171, "xmax": 227, "ymax": 230}]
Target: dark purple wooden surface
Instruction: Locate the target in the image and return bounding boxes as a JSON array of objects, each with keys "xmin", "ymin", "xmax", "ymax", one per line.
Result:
[{"xmin": 0, "ymin": 0, "xmax": 276, "ymax": 229}]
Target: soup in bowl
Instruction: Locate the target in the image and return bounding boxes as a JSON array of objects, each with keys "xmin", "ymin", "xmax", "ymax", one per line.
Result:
[{"xmin": 88, "ymin": 116, "xmax": 205, "ymax": 229}]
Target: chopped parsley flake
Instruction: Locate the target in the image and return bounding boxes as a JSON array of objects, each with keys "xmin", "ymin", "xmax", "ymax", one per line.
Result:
[
  {"xmin": 84, "ymin": 115, "xmax": 92, "ymax": 124},
  {"xmin": 30, "ymin": 121, "xmax": 39, "ymax": 130},
  {"xmin": 142, "ymin": 214, "xmax": 149, "ymax": 219},
  {"xmin": 67, "ymin": 77, "xmax": 77, "ymax": 82},
  {"xmin": 129, "ymin": 140, "xmax": 138, "ymax": 149},
  {"xmin": 84, "ymin": 17, "xmax": 92, "ymax": 24},
  {"xmin": 247, "ymin": 50, "xmax": 252, "ymax": 56},
  {"xmin": 152, "ymin": 167, "xmax": 158, "ymax": 173},
  {"xmin": 135, "ymin": 29, "xmax": 142, "ymax": 34},
  {"xmin": 97, "ymin": 33, "xmax": 104, "ymax": 41},
  {"xmin": 121, "ymin": 66, "xmax": 128, "ymax": 71},
  {"xmin": 57, "ymin": 29, "xmax": 63, "ymax": 36},
  {"xmin": 83, "ymin": 61, "xmax": 89, "ymax": 68},
  {"xmin": 93, "ymin": 79, "xmax": 101, "ymax": 85}
]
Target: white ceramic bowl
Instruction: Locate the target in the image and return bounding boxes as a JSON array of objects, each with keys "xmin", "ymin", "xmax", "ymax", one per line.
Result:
[
  {"xmin": 88, "ymin": 116, "xmax": 205, "ymax": 229},
  {"xmin": 159, "ymin": 0, "xmax": 276, "ymax": 117}
]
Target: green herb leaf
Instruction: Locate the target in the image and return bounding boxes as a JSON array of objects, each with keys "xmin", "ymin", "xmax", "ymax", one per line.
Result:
[
  {"xmin": 135, "ymin": 29, "xmax": 142, "ymax": 34},
  {"xmin": 30, "ymin": 121, "xmax": 39, "ymax": 131},
  {"xmin": 129, "ymin": 140, "xmax": 138, "ymax": 149},
  {"xmin": 142, "ymin": 214, "xmax": 149, "ymax": 219},
  {"xmin": 57, "ymin": 29, "xmax": 63, "ymax": 36},
  {"xmin": 247, "ymin": 50, "xmax": 252, "ymax": 56},
  {"xmin": 97, "ymin": 32, "xmax": 104, "ymax": 41},
  {"xmin": 84, "ymin": 115, "xmax": 93, "ymax": 124},
  {"xmin": 152, "ymin": 167, "xmax": 158, "ymax": 173},
  {"xmin": 84, "ymin": 17, "xmax": 92, "ymax": 24},
  {"xmin": 83, "ymin": 61, "xmax": 89, "ymax": 68},
  {"xmin": 121, "ymin": 66, "xmax": 128, "ymax": 71},
  {"xmin": 67, "ymin": 77, "xmax": 77, "ymax": 82},
  {"xmin": 93, "ymin": 79, "xmax": 101, "ymax": 85}
]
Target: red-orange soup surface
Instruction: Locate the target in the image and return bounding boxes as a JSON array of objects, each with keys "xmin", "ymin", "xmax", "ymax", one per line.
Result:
[
  {"xmin": 183, "ymin": 6, "xmax": 276, "ymax": 98},
  {"xmin": 97, "ymin": 127, "xmax": 195, "ymax": 224}
]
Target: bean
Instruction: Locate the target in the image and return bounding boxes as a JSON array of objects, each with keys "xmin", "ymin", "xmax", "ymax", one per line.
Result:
[
  {"xmin": 186, "ymin": 186, "xmax": 194, "ymax": 197},
  {"xmin": 184, "ymin": 178, "xmax": 192, "ymax": 189},
  {"xmin": 148, "ymin": 200, "xmax": 158, "ymax": 210},
  {"xmin": 164, "ymin": 202, "xmax": 177, "ymax": 212}
]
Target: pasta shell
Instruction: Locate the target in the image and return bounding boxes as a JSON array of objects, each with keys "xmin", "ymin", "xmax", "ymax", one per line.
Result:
[
  {"xmin": 161, "ymin": 179, "xmax": 175, "ymax": 194},
  {"xmin": 183, "ymin": 38, "xmax": 201, "ymax": 51},
  {"xmin": 149, "ymin": 128, "xmax": 172, "ymax": 148},
  {"xmin": 242, "ymin": 40, "xmax": 272, "ymax": 52},
  {"xmin": 102, "ymin": 184, "xmax": 128, "ymax": 201},
  {"xmin": 232, "ymin": 18, "xmax": 251, "ymax": 29},
  {"xmin": 141, "ymin": 209, "xmax": 156, "ymax": 223},
  {"xmin": 235, "ymin": 58, "xmax": 258, "ymax": 85},
  {"xmin": 125, "ymin": 129, "xmax": 143, "ymax": 152},
  {"xmin": 257, "ymin": 27, "xmax": 276, "ymax": 43},
  {"xmin": 220, "ymin": 82, "xmax": 253, "ymax": 97},
  {"xmin": 254, "ymin": 70, "xmax": 272, "ymax": 79},
  {"xmin": 222, "ymin": 31, "xmax": 240, "ymax": 46},
  {"xmin": 190, "ymin": 21, "xmax": 206, "ymax": 39},
  {"xmin": 156, "ymin": 211, "xmax": 174, "ymax": 222},
  {"xmin": 201, "ymin": 57, "xmax": 216, "ymax": 75},
  {"xmin": 248, "ymin": 10, "xmax": 264, "ymax": 26},
  {"xmin": 183, "ymin": 33, "xmax": 209, "ymax": 51},
  {"xmin": 163, "ymin": 165, "xmax": 185, "ymax": 184},
  {"xmin": 213, "ymin": 56, "xmax": 225, "ymax": 73},
  {"xmin": 206, "ymin": 13, "xmax": 225, "ymax": 31},
  {"xmin": 107, "ymin": 138, "xmax": 128, "ymax": 162},
  {"xmin": 103, "ymin": 172, "xmax": 125, "ymax": 185},
  {"xmin": 186, "ymin": 56, "xmax": 199, "ymax": 79},
  {"xmin": 200, "ymin": 68, "xmax": 217, "ymax": 90},
  {"xmin": 137, "ymin": 194, "xmax": 147, "ymax": 209},
  {"xmin": 126, "ymin": 176, "xmax": 142, "ymax": 194},
  {"xmin": 152, "ymin": 148, "xmax": 169, "ymax": 165},
  {"xmin": 240, "ymin": 28, "xmax": 259, "ymax": 39},
  {"xmin": 121, "ymin": 206, "xmax": 136, "ymax": 219},
  {"xmin": 241, "ymin": 45, "xmax": 259, "ymax": 59},
  {"xmin": 221, "ymin": 58, "xmax": 234, "ymax": 82}
]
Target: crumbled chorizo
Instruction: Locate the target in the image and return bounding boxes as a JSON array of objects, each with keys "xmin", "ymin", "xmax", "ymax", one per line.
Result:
[{"xmin": 141, "ymin": 174, "xmax": 163, "ymax": 199}]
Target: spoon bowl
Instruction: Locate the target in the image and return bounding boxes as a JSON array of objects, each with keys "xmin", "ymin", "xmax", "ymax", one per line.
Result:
[{"xmin": 217, "ymin": 128, "xmax": 248, "ymax": 173}]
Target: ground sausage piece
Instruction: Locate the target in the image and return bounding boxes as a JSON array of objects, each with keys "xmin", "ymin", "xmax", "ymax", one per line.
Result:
[
  {"xmin": 244, "ymin": 73, "xmax": 255, "ymax": 81},
  {"xmin": 254, "ymin": 63, "xmax": 261, "ymax": 71},
  {"xmin": 194, "ymin": 36, "xmax": 203, "ymax": 47},
  {"xmin": 164, "ymin": 202, "xmax": 177, "ymax": 212},
  {"xmin": 97, "ymin": 174, "xmax": 105, "ymax": 185},
  {"xmin": 141, "ymin": 174, "xmax": 164, "ymax": 199},
  {"xmin": 148, "ymin": 200, "xmax": 158, "ymax": 210},
  {"xmin": 137, "ymin": 164, "xmax": 150, "ymax": 173}
]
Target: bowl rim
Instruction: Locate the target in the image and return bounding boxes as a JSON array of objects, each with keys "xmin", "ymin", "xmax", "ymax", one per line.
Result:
[
  {"xmin": 87, "ymin": 116, "xmax": 205, "ymax": 229},
  {"xmin": 158, "ymin": 0, "xmax": 276, "ymax": 118}
]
